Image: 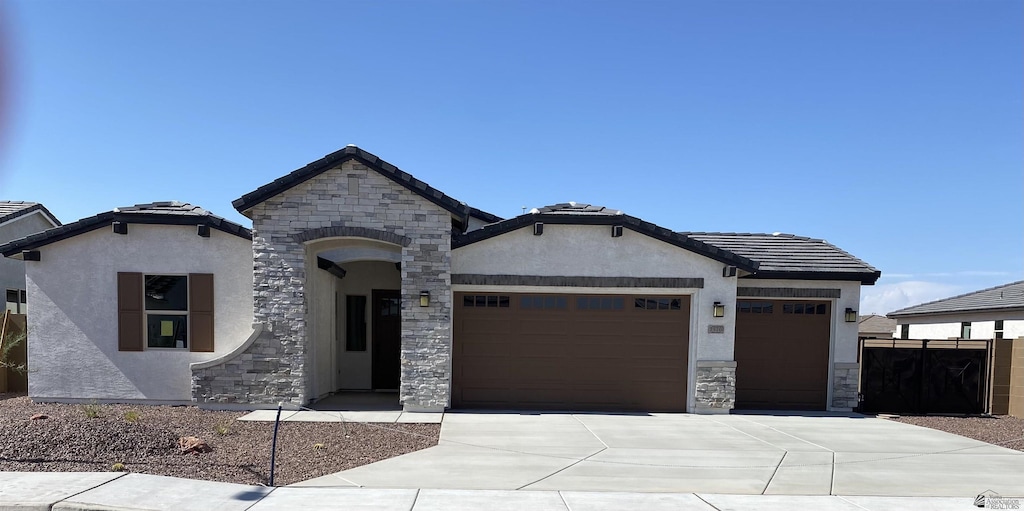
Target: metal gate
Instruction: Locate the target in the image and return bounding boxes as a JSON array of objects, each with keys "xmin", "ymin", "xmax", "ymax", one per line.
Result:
[{"xmin": 859, "ymin": 338, "xmax": 992, "ymax": 414}]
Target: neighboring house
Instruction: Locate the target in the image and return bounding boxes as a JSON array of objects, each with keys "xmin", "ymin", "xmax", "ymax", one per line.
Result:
[
  {"xmin": 858, "ymin": 314, "xmax": 897, "ymax": 339},
  {"xmin": 0, "ymin": 146, "xmax": 880, "ymax": 413},
  {"xmin": 0, "ymin": 202, "xmax": 61, "ymax": 314},
  {"xmin": 887, "ymin": 281, "xmax": 1024, "ymax": 340}
]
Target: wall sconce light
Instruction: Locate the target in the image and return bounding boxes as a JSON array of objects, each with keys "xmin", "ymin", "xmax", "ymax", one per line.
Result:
[
  {"xmin": 112, "ymin": 222, "xmax": 128, "ymax": 235},
  {"xmin": 713, "ymin": 301, "xmax": 725, "ymax": 318},
  {"xmin": 533, "ymin": 222, "xmax": 544, "ymax": 236},
  {"xmin": 611, "ymin": 225, "xmax": 623, "ymax": 237},
  {"xmin": 419, "ymin": 290, "xmax": 430, "ymax": 307},
  {"xmin": 722, "ymin": 265, "xmax": 737, "ymax": 278},
  {"xmin": 845, "ymin": 308, "xmax": 857, "ymax": 322},
  {"xmin": 197, "ymin": 225, "xmax": 211, "ymax": 238}
]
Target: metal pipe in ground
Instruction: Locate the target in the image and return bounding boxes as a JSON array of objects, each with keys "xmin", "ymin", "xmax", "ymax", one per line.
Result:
[{"xmin": 269, "ymin": 402, "xmax": 283, "ymax": 486}]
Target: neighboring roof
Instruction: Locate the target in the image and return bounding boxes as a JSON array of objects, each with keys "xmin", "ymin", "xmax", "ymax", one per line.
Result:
[
  {"xmin": 682, "ymin": 232, "xmax": 881, "ymax": 284},
  {"xmin": 859, "ymin": 314, "xmax": 897, "ymax": 335},
  {"xmin": 887, "ymin": 281, "xmax": 1024, "ymax": 317},
  {"xmin": 0, "ymin": 201, "xmax": 251, "ymax": 257},
  {"xmin": 453, "ymin": 203, "xmax": 761, "ymax": 271},
  {"xmin": 233, "ymin": 145, "xmax": 471, "ymax": 226},
  {"xmin": 468, "ymin": 206, "xmax": 503, "ymax": 224},
  {"xmin": 0, "ymin": 201, "xmax": 61, "ymax": 227}
]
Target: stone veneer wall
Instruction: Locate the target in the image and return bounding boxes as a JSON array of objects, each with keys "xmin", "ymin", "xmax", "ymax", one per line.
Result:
[
  {"xmin": 832, "ymin": 362, "xmax": 859, "ymax": 410},
  {"xmin": 694, "ymin": 361, "xmax": 736, "ymax": 413},
  {"xmin": 193, "ymin": 160, "xmax": 453, "ymax": 410}
]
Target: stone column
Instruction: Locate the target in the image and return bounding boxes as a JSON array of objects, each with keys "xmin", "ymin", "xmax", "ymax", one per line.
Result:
[
  {"xmin": 832, "ymin": 362, "xmax": 859, "ymax": 410},
  {"xmin": 694, "ymin": 361, "xmax": 736, "ymax": 413}
]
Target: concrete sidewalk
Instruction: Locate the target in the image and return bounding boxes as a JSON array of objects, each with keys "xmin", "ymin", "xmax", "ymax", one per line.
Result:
[{"xmin": 0, "ymin": 472, "xmax": 1002, "ymax": 511}]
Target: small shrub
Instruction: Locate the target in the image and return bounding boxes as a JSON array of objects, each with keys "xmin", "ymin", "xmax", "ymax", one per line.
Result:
[
  {"xmin": 81, "ymin": 401, "xmax": 102, "ymax": 419},
  {"xmin": 123, "ymin": 410, "xmax": 141, "ymax": 423},
  {"xmin": 214, "ymin": 421, "xmax": 231, "ymax": 435},
  {"xmin": 111, "ymin": 462, "xmax": 126, "ymax": 472}
]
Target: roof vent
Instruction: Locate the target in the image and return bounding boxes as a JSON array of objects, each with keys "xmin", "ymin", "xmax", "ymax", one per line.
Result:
[
  {"xmin": 568, "ymin": 201, "xmax": 577, "ymax": 207},
  {"xmin": 345, "ymin": 143, "xmax": 358, "ymax": 147},
  {"xmin": 772, "ymin": 232, "xmax": 781, "ymax": 236}
]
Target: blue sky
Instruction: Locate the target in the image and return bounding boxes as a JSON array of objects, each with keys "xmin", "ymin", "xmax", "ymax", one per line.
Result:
[{"xmin": 0, "ymin": 0, "xmax": 1020, "ymax": 314}]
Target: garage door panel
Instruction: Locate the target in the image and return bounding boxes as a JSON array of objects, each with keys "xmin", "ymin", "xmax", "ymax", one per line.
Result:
[
  {"xmin": 735, "ymin": 299, "xmax": 830, "ymax": 410},
  {"xmin": 454, "ymin": 293, "xmax": 690, "ymax": 412}
]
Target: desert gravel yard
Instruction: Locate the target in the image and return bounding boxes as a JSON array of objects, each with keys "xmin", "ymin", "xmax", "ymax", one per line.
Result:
[
  {"xmin": 0, "ymin": 393, "xmax": 439, "ymax": 485},
  {"xmin": 889, "ymin": 414, "xmax": 1024, "ymax": 452}
]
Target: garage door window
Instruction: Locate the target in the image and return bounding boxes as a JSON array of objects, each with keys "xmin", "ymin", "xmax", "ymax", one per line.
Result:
[
  {"xmin": 577, "ymin": 296, "xmax": 625, "ymax": 310},
  {"xmin": 462, "ymin": 295, "xmax": 510, "ymax": 308},
  {"xmin": 738, "ymin": 301, "xmax": 773, "ymax": 314},
  {"xmin": 634, "ymin": 297, "xmax": 681, "ymax": 310},
  {"xmin": 782, "ymin": 303, "xmax": 827, "ymax": 315},
  {"xmin": 520, "ymin": 296, "xmax": 567, "ymax": 310}
]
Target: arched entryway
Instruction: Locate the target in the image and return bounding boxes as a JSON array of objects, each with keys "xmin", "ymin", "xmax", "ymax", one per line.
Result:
[{"xmin": 304, "ymin": 237, "xmax": 404, "ymax": 403}]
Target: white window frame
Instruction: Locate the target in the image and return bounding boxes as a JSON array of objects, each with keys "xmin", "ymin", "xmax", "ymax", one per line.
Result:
[{"xmin": 143, "ymin": 274, "xmax": 190, "ymax": 350}]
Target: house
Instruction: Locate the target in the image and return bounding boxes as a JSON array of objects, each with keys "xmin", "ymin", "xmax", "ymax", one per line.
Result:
[
  {"xmin": 887, "ymin": 281, "xmax": 1024, "ymax": 340},
  {"xmin": 1, "ymin": 202, "xmax": 61, "ymax": 314},
  {"xmin": 0, "ymin": 145, "xmax": 880, "ymax": 413},
  {"xmin": 858, "ymin": 314, "xmax": 897, "ymax": 339}
]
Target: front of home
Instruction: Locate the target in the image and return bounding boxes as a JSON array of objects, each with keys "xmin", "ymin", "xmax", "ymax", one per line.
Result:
[{"xmin": 1, "ymin": 146, "xmax": 880, "ymax": 413}]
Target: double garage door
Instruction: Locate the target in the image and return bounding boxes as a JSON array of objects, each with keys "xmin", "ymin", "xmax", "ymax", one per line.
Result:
[
  {"xmin": 734, "ymin": 299, "xmax": 832, "ymax": 410},
  {"xmin": 452, "ymin": 293, "xmax": 690, "ymax": 412}
]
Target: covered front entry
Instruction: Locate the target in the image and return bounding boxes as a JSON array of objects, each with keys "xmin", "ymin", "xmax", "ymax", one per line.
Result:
[
  {"xmin": 734, "ymin": 299, "xmax": 831, "ymax": 410},
  {"xmin": 452, "ymin": 292, "xmax": 690, "ymax": 412}
]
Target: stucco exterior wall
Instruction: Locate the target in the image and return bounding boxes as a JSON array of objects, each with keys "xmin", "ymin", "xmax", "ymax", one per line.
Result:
[
  {"xmin": 896, "ymin": 312, "xmax": 1024, "ymax": 340},
  {"xmin": 0, "ymin": 212, "xmax": 57, "ymax": 300},
  {"xmin": 453, "ymin": 223, "xmax": 739, "ymax": 412},
  {"xmin": 26, "ymin": 224, "xmax": 253, "ymax": 403},
  {"xmin": 195, "ymin": 160, "xmax": 453, "ymax": 410}
]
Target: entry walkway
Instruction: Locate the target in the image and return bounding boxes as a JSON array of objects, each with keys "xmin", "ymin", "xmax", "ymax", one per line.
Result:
[{"xmin": 0, "ymin": 472, "xmax": 1003, "ymax": 511}]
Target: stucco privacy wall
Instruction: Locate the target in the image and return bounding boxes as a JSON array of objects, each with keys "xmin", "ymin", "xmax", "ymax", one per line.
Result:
[
  {"xmin": 26, "ymin": 225, "xmax": 253, "ymax": 403},
  {"xmin": 194, "ymin": 160, "xmax": 452, "ymax": 409},
  {"xmin": 738, "ymin": 278, "xmax": 862, "ymax": 410},
  {"xmin": 0, "ymin": 212, "xmax": 55, "ymax": 297},
  {"xmin": 452, "ymin": 223, "xmax": 739, "ymax": 412}
]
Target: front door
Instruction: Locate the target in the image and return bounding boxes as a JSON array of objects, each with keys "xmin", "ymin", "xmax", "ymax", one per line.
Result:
[{"xmin": 371, "ymin": 289, "xmax": 401, "ymax": 390}]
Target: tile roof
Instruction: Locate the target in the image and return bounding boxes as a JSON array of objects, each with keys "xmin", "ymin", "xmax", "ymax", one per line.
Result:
[
  {"xmin": 0, "ymin": 201, "xmax": 61, "ymax": 227},
  {"xmin": 887, "ymin": 281, "xmax": 1024, "ymax": 317},
  {"xmin": 233, "ymin": 145, "xmax": 471, "ymax": 226},
  {"xmin": 682, "ymin": 232, "xmax": 881, "ymax": 284},
  {"xmin": 453, "ymin": 205, "xmax": 761, "ymax": 271},
  {"xmin": 0, "ymin": 201, "xmax": 251, "ymax": 257},
  {"xmin": 858, "ymin": 314, "xmax": 897, "ymax": 336},
  {"xmin": 468, "ymin": 206, "xmax": 503, "ymax": 224}
]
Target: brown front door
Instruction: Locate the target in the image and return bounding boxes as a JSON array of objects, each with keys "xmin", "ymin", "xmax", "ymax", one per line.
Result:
[
  {"xmin": 371, "ymin": 289, "xmax": 401, "ymax": 390},
  {"xmin": 452, "ymin": 293, "xmax": 690, "ymax": 412},
  {"xmin": 734, "ymin": 300, "xmax": 831, "ymax": 410}
]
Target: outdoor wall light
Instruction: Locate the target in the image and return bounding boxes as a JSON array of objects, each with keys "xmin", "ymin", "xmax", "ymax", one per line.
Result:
[
  {"xmin": 419, "ymin": 290, "xmax": 430, "ymax": 307},
  {"xmin": 611, "ymin": 225, "xmax": 623, "ymax": 237},
  {"xmin": 845, "ymin": 308, "xmax": 857, "ymax": 322},
  {"xmin": 533, "ymin": 222, "xmax": 544, "ymax": 236},
  {"xmin": 713, "ymin": 301, "xmax": 725, "ymax": 318}
]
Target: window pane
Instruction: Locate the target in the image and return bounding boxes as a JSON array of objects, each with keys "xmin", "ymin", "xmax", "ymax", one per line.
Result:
[
  {"xmin": 613, "ymin": 297, "xmax": 624, "ymax": 310},
  {"xmin": 556, "ymin": 297, "xmax": 567, "ymax": 309},
  {"xmin": 600, "ymin": 297, "xmax": 613, "ymax": 310},
  {"xmin": 763, "ymin": 303, "xmax": 773, "ymax": 314},
  {"xmin": 739, "ymin": 301, "xmax": 751, "ymax": 313},
  {"xmin": 464, "ymin": 295, "xmax": 475, "ymax": 307},
  {"xmin": 486, "ymin": 296, "xmax": 498, "ymax": 307},
  {"xmin": 670, "ymin": 299, "xmax": 681, "ymax": 310},
  {"xmin": 995, "ymin": 320, "xmax": 1004, "ymax": 331},
  {"xmin": 147, "ymin": 314, "xmax": 187, "ymax": 348},
  {"xmin": 145, "ymin": 275, "xmax": 188, "ymax": 311},
  {"xmin": 475, "ymin": 296, "xmax": 486, "ymax": 307},
  {"xmin": 499, "ymin": 296, "xmax": 510, "ymax": 308},
  {"xmin": 816, "ymin": 304, "xmax": 826, "ymax": 315}
]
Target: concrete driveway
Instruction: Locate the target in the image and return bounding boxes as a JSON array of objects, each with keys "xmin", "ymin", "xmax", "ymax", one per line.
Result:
[{"xmin": 294, "ymin": 412, "xmax": 1024, "ymax": 497}]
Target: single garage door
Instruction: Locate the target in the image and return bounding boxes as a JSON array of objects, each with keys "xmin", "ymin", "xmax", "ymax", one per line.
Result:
[
  {"xmin": 453, "ymin": 293, "xmax": 690, "ymax": 412},
  {"xmin": 734, "ymin": 300, "xmax": 831, "ymax": 410}
]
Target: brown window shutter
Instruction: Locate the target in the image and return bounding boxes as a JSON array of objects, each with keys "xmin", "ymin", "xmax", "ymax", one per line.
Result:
[
  {"xmin": 117, "ymin": 272, "xmax": 144, "ymax": 351},
  {"xmin": 189, "ymin": 273, "xmax": 215, "ymax": 352}
]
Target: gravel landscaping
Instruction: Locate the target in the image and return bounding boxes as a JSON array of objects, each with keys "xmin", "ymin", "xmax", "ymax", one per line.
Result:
[
  {"xmin": 0, "ymin": 393, "xmax": 440, "ymax": 486},
  {"xmin": 889, "ymin": 414, "xmax": 1024, "ymax": 452}
]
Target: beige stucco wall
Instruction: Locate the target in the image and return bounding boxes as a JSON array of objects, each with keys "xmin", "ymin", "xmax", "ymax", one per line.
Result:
[{"xmin": 26, "ymin": 224, "xmax": 254, "ymax": 403}]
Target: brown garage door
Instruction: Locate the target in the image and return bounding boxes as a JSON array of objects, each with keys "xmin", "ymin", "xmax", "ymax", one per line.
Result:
[
  {"xmin": 734, "ymin": 300, "xmax": 831, "ymax": 410},
  {"xmin": 453, "ymin": 293, "xmax": 690, "ymax": 412}
]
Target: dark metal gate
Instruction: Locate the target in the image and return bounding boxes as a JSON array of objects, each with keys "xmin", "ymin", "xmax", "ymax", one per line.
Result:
[{"xmin": 859, "ymin": 338, "xmax": 992, "ymax": 414}]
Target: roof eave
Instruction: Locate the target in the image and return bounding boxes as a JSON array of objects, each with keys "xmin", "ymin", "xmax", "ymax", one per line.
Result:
[
  {"xmin": 741, "ymin": 270, "xmax": 882, "ymax": 285},
  {"xmin": 452, "ymin": 213, "xmax": 760, "ymax": 272}
]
